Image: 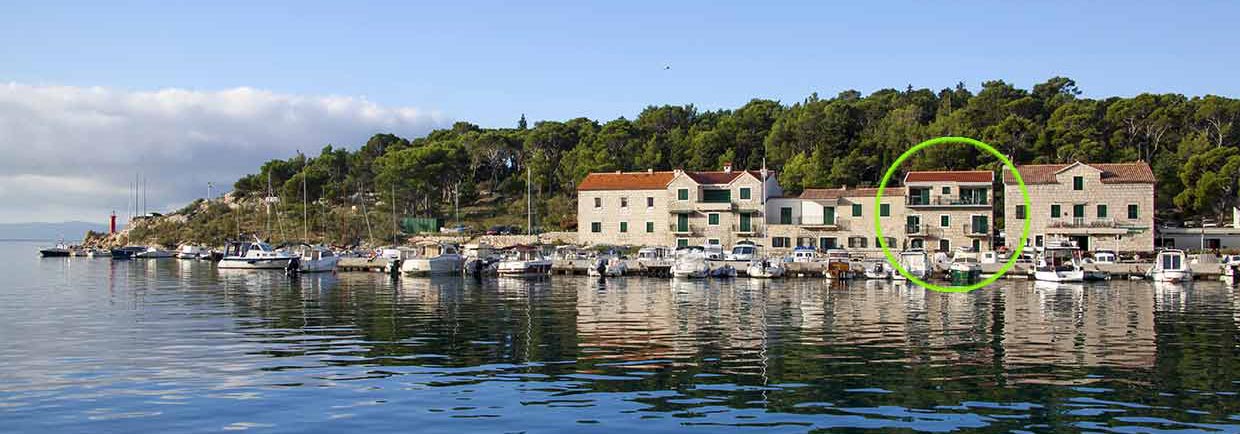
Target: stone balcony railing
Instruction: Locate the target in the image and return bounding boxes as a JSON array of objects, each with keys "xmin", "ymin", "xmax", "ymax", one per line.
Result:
[{"xmin": 907, "ymin": 196, "xmax": 990, "ymax": 207}]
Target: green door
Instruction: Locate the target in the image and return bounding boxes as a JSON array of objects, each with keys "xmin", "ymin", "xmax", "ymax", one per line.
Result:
[
  {"xmin": 677, "ymin": 214, "xmax": 688, "ymax": 232},
  {"xmin": 971, "ymin": 215, "xmax": 988, "ymax": 234},
  {"xmin": 739, "ymin": 214, "xmax": 752, "ymax": 232},
  {"xmin": 824, "ymin": 207, "xmax": 835, "ymax": 225},
  {"xmin": 780, "ymin": 207, "xmax": 793, "ymax": 224}
]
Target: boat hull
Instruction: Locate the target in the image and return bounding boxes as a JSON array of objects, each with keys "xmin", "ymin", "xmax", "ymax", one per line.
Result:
[
  {"xmin": 497, "ymin": 260, "xmax": 551, "ymax": 276},
  {"xmin": 1152, "ymin": 270, "xmax": 1191, "ymax": 283},
  {"xmin": 39, "ymin": 249, "xmax": 70, "ymax": 257},
  {"xmin": 1034, "ymin": 270, "xmax": 1084, "ymax": 283},
  {"xmin": 298, "ymin": 257, "xmax": 340, "ymax": 273},
  {"xmin": 402, "ymin": 256, "xmax": 463, "ymax": 276},
  {"xmin": 218, "ymin": 257, "xmax": 294, "ymax": 270}
]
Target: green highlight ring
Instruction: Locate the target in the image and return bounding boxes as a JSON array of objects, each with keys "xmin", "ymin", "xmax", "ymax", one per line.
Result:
[{"xmin": 874, "ymin": 136, "xmax": 1031, "ymax": 293}]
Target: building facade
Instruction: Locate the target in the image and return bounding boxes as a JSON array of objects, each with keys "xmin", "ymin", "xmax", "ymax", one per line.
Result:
[
  {"xmin": 903, "ymin": 171, "xmax": 995, "ymax": 254},
  {"xmin": 1002, "ymin": 162, "xmax": 1155, "ymax": 254},
  {"xmin": 576, "ymin": 164, "xmax": 780, "ymax": 248},
  {"xmin": 766, "ymin": 187, "xmax": 906, "ymax": 255}
]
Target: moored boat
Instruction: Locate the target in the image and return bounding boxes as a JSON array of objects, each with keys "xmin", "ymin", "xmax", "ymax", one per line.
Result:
[
  {"xmin": 1150, "ymin": 249, "xmax": 1192, "ymax": 283},
  {"xmin": 671, "ymin": 246, "xmax": 709, "ymax": 279},
  {"xmin": 862, "ymin": 259, "xmax": 891, "ymax": 279},
  {"xmin": 291, "ymin": 244, "xmax": 340, "ymax": 273},
  {"xmin": 135, "ymin": 247, "xmax": 175, "ymax": 259},
  {"xmin": 496, "ymin": 245, "xmax": 552, "ymax": 276},
  {"xmin": 400, "ymin": 241, "xmax": 464, "ymax": 276},
  {"xmin": 39, "ymin": 241, "xmax": 71, "ymax": 257},
  {"xmin": 217, "ymin": 239, "xmax": 296, "ymax": 270},
  {"xmin": 894, "ymin": 249, "xmax": 930, "ymax": 280},
  {"xmin": 177, "ymin": 244, "xmax": 204, "ymax": 260},
  {"xmin": 823, "ymin": 249, "xmax": 852, "ymax": 280},
  {"xmin": 949, "ymin": 249, "xmax": 982, "ymax": 284},
  {"xmin": 746, "ymin": 256, "xmax": 786, "ymax": 279},
  {"xmin": 1034, "ymin": 240, "xmax": 1085, "ymax": 283}
]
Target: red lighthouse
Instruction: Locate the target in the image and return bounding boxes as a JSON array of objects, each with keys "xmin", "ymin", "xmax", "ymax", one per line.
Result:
[{"xmin": 110, "ymin": 211, "xmax": 117, "ymax": 234}]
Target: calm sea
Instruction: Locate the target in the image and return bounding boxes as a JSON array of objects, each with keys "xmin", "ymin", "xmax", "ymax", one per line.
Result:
[{"xmin": 1, "ymin": 241, "xmax": 1238, "ymax": 433}]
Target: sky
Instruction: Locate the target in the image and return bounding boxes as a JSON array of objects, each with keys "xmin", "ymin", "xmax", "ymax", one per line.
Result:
[{"xmin": 1, "ymin": 1, "xmax": 1238, "ymax": 223}]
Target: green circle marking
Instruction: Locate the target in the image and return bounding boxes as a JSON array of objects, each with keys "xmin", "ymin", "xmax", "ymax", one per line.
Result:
[{"xmin": 875, "ymin": 136, "xmax": 1031, "ymax": 293}]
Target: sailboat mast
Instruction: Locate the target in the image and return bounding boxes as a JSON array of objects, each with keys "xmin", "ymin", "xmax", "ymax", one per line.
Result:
[
  {"xmin": 391, "ymin": 183, "xmax": 398, "ymax": 245},
  {"xmin": 301, "ymin": 151, "xmax": 308, "ymax": 243},
  {"xmin": 526, "ymin": 165, "xmax": 532, "ymax": 236}
]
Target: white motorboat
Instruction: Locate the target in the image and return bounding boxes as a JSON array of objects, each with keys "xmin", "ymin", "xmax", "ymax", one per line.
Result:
[
  {"xmin": 177, "ymin": 244, "xmax": 204, "ymax": 260},
  {"xmin": 496, "ymin": 245, "xmax": 552, "ymax": 276},
  {"xmin": 671, "ymin": 246, "xmax": 710, "ymax": 279},
  {"xmin": 218, "ymin": 239, "xmax": 296, "ymax": 270},
  {"xmin": 400, "ymin": 241, "xmax": 464, "ymax": 276},
  {"xmin": 894, "ymin": 249, "xmax": 930, "ymax": 280},
  {"xmin": 949, "ymin": 250, "xmax": 982, "ymax": 283},
  {"xmin": 862, "ymin": 259, "xmax": 891, "ymax": 279},
  {"xmin": 587, "ymin": 253, "xmax": 627, "ymax": 277},
  {"xmin": 86, "ymin": 248, "xmax": 112, "ymax": 258},
  {"xmin": 1093, "ymin": 249, "xmax": 1118, "ymax": 264},
  {"xmin": 1150, "ymin": 249, "xmax": 1192, "ymax": 283},
  {"xmin": 39, "ymin": 241, "xmax": 72, "ymax": 257},
  {"xmin": 291, "ymin": 244, "xmax": 340, "ymax": 273},
  {"xmin": 636, "ymin": 246, "xmax": 673, "ymax": 274},
  {"xmin": 823, "ymin": 249, "xmax": 852, "ymax": 280},
  {"xmin": 135, "ymin": 246, "xmax": 175, "ymax": 259},
  {"xmin": 463, "ymin": 243, "xmax": 500, "ymax": 276},
  {"xmin": 746, "ymin": 257, "xmax": 786, "ymax": 279},
  {"xmin": 709, "ymin": 264, "xmax": 737, "ymax": 278},
  {"xmin": 790, "ymin": 246, "xmax": 819, "ymax": 263},
  {"xmin": 726, "ymin": 242, "xmax": 758, "ymax": 261},
  {"xmin": 1033, "ymin": 240, "xmax": 1085, "ymax": 282}
]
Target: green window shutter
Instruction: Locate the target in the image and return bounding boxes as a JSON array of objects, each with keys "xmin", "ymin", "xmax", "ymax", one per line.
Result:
[
  {"xmin": 1015, "ymin": 205, "xmax": 1026, "ymax": 220},
  {"xmin": 880, "ymin": 204, "xmax": 890, "ymax": 217},
  {"xmin": 645, "ymin": 221, "xmax": 654, "ymax": 233},
  {"xmin": 1073, "ymin": 204, "xmax": 1084, "ymax": 218},
  {"xmin": 702, "ymin": 189, "xmax": 730, "ymax": 203},
  {"xmin": 677, "ymin": 189, "xmax": 688, "ymax": 201},
  {"xmin": 676, "ymin": 238, "xmax": 688, "ymax": 248},
  {"xmin": 708, "ymin": 213, "xmax": 719, "ymax": 225},
  {"xmin": 739, "ymin": 188, "xmax": 751, "ymax": 199},
  {"xmin": 780, "ymin": 207, "xmax": 793, "ymax": 224},
  {"xmin": 852, "ymin": 204, "xmax": 862, "ymax": 217},
  {"xmin": 1073, "ymin": 176, "xmax": 1083, "ymax": 190},
  {"xmin": 591, "ymin": 222, "xmax": 601, "ymax": 233},
  {"xmin": 825, "ymin": 207, "xmax": 835, "ymax": 225},
  {"xmin": 940, "ymin": 215, "xmax": 950, "ymax": 227},
  {"xmin": 1051, "ymin": 204, "xmax": 1061, "ymax": 218},
  {"xmin": 739, "ymin": 214, "xmax": 751, "ymax": 231},
  {"xmin": 942, "ymin": 186, "xmax": 950, "ymax": 194},
  {"xmin": 1128, "ymin": 204, "xmax": 1138, "ymax": 219},
  {"xmin": 619, "ymin": 222, "xmax": 627, "ymax": 233},
  {"xmin": 677, "ymin": 214, "xmax": 688, "ymax": 232},
  {"xmin": 1097, "ymin": 204, "xmax": 1107, "ymax": 218}
]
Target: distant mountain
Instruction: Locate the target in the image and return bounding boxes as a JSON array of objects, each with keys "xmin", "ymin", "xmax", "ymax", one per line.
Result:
[{"xmin": 0, "ymin": 221, "xmax": 115, "ymax": 241}]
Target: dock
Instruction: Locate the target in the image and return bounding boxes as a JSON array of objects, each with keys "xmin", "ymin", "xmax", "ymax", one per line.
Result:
[{"xmin": 338, "ymin": 257, "xmax": 391, "ymax": 272}]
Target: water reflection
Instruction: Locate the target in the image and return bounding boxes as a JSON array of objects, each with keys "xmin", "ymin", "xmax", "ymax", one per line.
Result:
[{"xmin": 1, "ymin": 245, "xmax": 1238, "ymax": 433}]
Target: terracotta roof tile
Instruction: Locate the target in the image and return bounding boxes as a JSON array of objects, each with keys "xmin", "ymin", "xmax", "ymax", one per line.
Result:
[
  {"xmin": 1002, "ymin": 162, "xmax": 1154, "ymax": 184},
  {"xmin": 684, "ymin": 170, "xmax": 770, "ymax": 185},
  {"xmin": 577, "ymin": 171, "xmax": 675, "ymax": 191},
  {"xmin": 799, "ymin": 187, "xmax": 905, "ymax": 200},
  {"xmin": 904, "ymin": 170, "xmax": 993, "ymax": 183}
]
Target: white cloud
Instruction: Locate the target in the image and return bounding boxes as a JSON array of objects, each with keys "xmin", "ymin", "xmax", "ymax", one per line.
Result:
[{"xmin": 0, "ymin": 83, "xmax": 447, "ymax": 223}]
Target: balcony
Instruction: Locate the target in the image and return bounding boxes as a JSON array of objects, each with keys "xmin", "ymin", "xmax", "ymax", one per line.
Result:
[
  {"xmin": 907, "ymin": 196, "xmax": 990, "ymax": 207},
  {"xmin": 769, "ymin": 216, "xmax": 847, "ymax": 230},
  {"xmin": 1046, "ymin": 218, "xmax": 1130, "ymax": 235},
  {"xmin": 733, "ymin": 201, "xmax": 763, "ymax": 213},
  {"xmin": 696, "ymin": 200, "xmax": 733, "ymax": 212}
]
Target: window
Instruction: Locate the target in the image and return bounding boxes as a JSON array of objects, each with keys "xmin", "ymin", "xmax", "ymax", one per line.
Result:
[
  {"xmin": 852, "ymin": 204, "xmax": 862, "ymax": 217},
  {"xmin": 708, "ymin": 213, "xmax": 720, "ymax": 226},
  {"xmin": 591, "ymin": 222, "xmax": 601, "ymax": 233},
  {"xmin": 739, "ymin": 214, "xmax": 752, "ymax": 232},
  {"xmin": 646, "ymin": 196, "xmax": 654, "ymax": 207},
  {"xmin": 676, "ymin": 238, "xmax": 689, "ymax": 248},
  {"xmin": 1128, "ymin": 204, "xmax": 1139, "ymax": 219},
  {"xmin": 971, "ymin": 215, "xmax": 988, "ymax": 234},
  {"xmin": 780, "ymin": 207, "xmax": 793, "ymax": 225},
  {"xmin": 1097, "ymin": 204, "xmax": 1108, "ymax": 218},
  {"xmin": 972, "ymin": 239, "xmax": 981, "ymax": 252},
  {"xmin": 821, "ymin": 237, "xmax": 838, "ymax": 249},
  {"xmin": 677, "ymin": 188, "xmax": 689, "ymax": 201},
  {"xmin": 619, "ymin": 222, "xmax": 628, "ymax": 233},
  {"xmin": 620, "ymin": 197, "xmax": 628, "ymax": 208},
  {"xmin": 880, "ymin": 203, "xmax": 891, "ymax": 217},
  {"xmin": 1073, "ymin": 176, "xmax": 1083, "ymax": 191},
  {"xmin": 702, "ymin": 189, "xmax": 730, "ymax": 203},
  {"xmin": 676, "ymin": 214, "xmax": 689, "ymax": 232},
  {"xmin": 593, "ymin": 197, "xmax": 601, "ymax": 208},
  {"xmin": 645, "ymin": 221, "xmax": 654, "ymax": 233},
  {"xmin": 942, "ymin": 186, "xmax": 950, "ymax": 194},
  {"xmin": 848, "ymin": 237, "xmax": 867, "ymax": 248},
  {"xmin": 1050, "ymin": 204, "xmax": 1061, "ymax": 218},
  {"xmin": 1035, "ymin": 235, "xmax": 1044, "ymax": 247},
  {"xmin": 1015, "ymin": 205, "xmax": 1027, "ymax": 219},
  {"xmin": 824, "ymin": 207, "xmax": 835, "ymax": 225},
  {"xmin": 772, "ymin": 237, "xmax": 788, "ymax": 248},
  {"xmin": 940, "ymin": 214, "xmax": 950, "ymax": 228},
  {"xmin": 708, "ymin": 238, "xmax": 720, "ymax": 245},
  {"xmin": 739, "ymin": 188, "xmax": 751, "ymax": 200},
  {"xmin": 910, "ymin": 238, "xmax": 924, "ymax": 249},
  {"xmin": 1073, "ymin": 204, "xmax": 1085, "ymax": 219},
  {"xmin": 939, "ymin": 239, "xmax": 950, "ymax": 252},
  {"xmin": 909, "ymin": 188, "xmax": 930, "ymax": 205}
]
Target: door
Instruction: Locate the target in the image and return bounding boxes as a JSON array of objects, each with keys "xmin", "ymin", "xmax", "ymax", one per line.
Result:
[
  {"xmin": 677, "ymin": 214, "xmax": 688, "ymax": 232},
  {"xmin": 824, "ymin": 207, "xmax": 835, "ymax": 225},
  {"xmin": 780, "ymin": 207, "xmax": 793, "ymax": 224},
  {"xmin": 906, "ymin": 215, "xmax": 921, "ymax": 234},
  {"xmin": 1071, "ymin": 235, "xmax": 1089, "ymax": 251},
  {"xmin": 971, "ymin": 215, "xmax": 988, "ymax": 234},
  {"xmin": 971, "ymin": 239, "xmax": 981, "ymax": 252},
  {"xmin": 739, "ymin": 214, "xmax": 752, "ymax": 232},
  {"xmin": 821, "ymin": 237, "xmax": 838, "ymax": 249}
]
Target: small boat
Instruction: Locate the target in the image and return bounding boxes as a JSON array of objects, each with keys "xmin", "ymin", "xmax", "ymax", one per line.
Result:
[
  {"xmin": 709, "ymin": 264, "xmax": 737, "ymax": 278},
  {"xmin": 790, "ymin": 246, "xmax": 819, "ymax": 263},
  {"xmin": 135, "ymin": 247, "xmax": 175, "ymax": 259},
  {"xmin": 39, "ymin": 241, "xmax": 72, "ymax": 257},
  {"xmin": 496, "ymin": 245, "xmax": 552, "ymax": 276},
  {"xmin": 1033, "ymin": 240, "xmax": 1084, "ymax": 283},
  {"xmin": 217, "ymin": 239, "xmax": 297, "ymax": 270},
  {"xmin": 86, "ymin": 248, "xmax": 112, "ymax": 258},
  {"xmin": 746, "ymin": 257, "xmax": 786, "ymax": 279},
  {"xmin": 587, "ymin": 254, "xmax": 627, "ymax": 277},
  {"xmin": 400, "ymin": 241, "xmax": 464, "ymax": 276},
  {"xmin": 823, "ymin": 249, "xmax": 852, "ymax": 280},
  {"xmin": 463, "ymin": 243, "xmax": 500, "ymax": 276},
  {"xmin": 636, "ymin": 246, "xmax": 673, "ymax": 275},
  {"xmin": 291, "ymin": 244, "xmax": 340, "ymax": 273},
  {"xmin": 110, "ymin": 246, "xmax": 145, "ymax": 260},
  {"xmin": 176, "ymin": 244, "xmax": 204, "ymax": 260},
  {"xmin": 894, "ymin": 249, "xmax": 930, "ymax": 280},
  {"xmin": 949, "ymin": 250, "xmax": 982, "ymax": 284},
  {"xmin": 1150, "ymin": 249, "xmax": 1192, "ymax": 283},
  {"xmin": 862, "ymin": 259, "xmax": 891, "ymax": 279},
  {"xmin": 725, "ymin": 241, "xmax": 758, "ymax": 261},
  {"xmin": 671, "ymin": 246, "xmax": 710, "ymax": 279},
  {"xmin": 1093, "ymin": 249, "xmax": 1118, "ymax": 264}
]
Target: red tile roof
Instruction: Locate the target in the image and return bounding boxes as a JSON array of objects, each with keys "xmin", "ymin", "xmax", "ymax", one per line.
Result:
[
  {"xmin": 577, "ymin": 171, "xmax": 676, "ymax": 191},
  {"xmin": 1002, "ymin": 162, "xmax": 1155, "ymax": 184},
  {"xmin": 685, "ymin": 170, "xmax": 770, "ymax": 185},
  {"xmin": 799, "ymin": 187, "xmax": 905, "ymax": 200},
  {"xmin": 904, "ymin": 170, "xmax": 993, "ymax": 183}
]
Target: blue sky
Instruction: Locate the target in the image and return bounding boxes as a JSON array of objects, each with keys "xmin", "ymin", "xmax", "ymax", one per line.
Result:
[{"xmin": 4, "ymin": 1, "xmax": 1237, "ymax": 128}]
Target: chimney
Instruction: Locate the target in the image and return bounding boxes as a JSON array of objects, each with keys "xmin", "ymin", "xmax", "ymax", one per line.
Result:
[{"xmin": 722, "ymin": 162, "xmax": 733, "ymax": 173}]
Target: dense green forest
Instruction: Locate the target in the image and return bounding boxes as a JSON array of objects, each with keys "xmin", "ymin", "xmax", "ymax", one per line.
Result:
[{"xmin": 233, "ymin": 77, "xmax": 1240, "ymax": 231}]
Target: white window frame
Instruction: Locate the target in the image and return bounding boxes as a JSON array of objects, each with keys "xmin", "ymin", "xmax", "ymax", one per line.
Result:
[{"xmin": 939, "ymin": 214, "xmax": 950, "ymax": 228}]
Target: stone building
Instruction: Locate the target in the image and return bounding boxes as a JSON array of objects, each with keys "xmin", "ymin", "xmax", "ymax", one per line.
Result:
[
  {"xmin": 766, "ymin": 187, "xmax": 906, "ymax": 255},
  {"xmin": 1002, "ymin": 162, "xmax": 1155, "ymax": 254},
  {"xmin": 576, "ymin": 163, "xmax": 780, "ymax": 248},
  {"xmin": 903, "ymin": 170, "xmax": 995, "ymax": 253}
]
